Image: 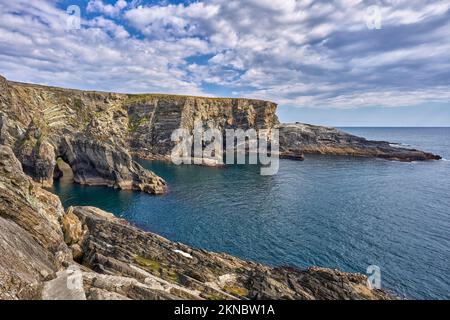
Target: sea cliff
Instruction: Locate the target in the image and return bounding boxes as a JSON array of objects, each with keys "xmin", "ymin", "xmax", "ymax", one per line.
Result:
[{"xmin": 0, "ymin": 75, "xmax": 440, "ymax": 194}]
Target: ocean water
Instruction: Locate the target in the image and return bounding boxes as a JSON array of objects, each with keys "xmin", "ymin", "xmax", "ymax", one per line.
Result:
[{"xmin": 51, "ymin": 128, "xmax": 450, "ymax": 299}]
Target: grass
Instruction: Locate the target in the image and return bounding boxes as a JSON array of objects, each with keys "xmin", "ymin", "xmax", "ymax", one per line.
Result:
[
  {"xmin": 166, "ymin": 270, "xmax": 179, "ymax": 283},
  {"xmin": 204, "ymin": 293, "xmax": 223, "ymax": 300},
  {"xmin": 128, "ymin": 116, "xmax": 148, "ymax": 132},
  {"xmin": 134, "ymin": 256, "xmax": 161, "ymax": 274},
  {"xmin": 223, "ymin": 285, "xmax": 249, "ymax": 297}
]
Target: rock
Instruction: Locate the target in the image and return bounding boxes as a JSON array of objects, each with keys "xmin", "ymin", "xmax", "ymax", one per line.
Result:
[
  {"xmin": 58, "ymin": 137, "xmax": 166, "ymax": 194},
  {"xmin": 246, "ymin": 266, "xmax": 393, "ymax": 300},
  {"xmin": 0, "ymin": 216, "xmax": 57, "ymax": 300},
  {"xmin": 0, "ymin": 145, "xmax": 71, "ymax": 299},
  {"xmin": 70, "ymin": 244, "xmax": 84, "ymax": 261},
  {"xmin": 278, "ymin": 123, "xmax": 441, "ymax": 161},
  {"xmin": 126, "ymin": 96, "xmax": 278, "ymax": 159},
  {"xmin": 0, "ymin": 145, "xmax": 71, "ymax": 265},
  {"xmin": 0, "ymin": 77, "xmax": 167, "ymax": 194},
  {"xmin": 0, "ymin": 112, "xmax": 18, "ymax": 147},
  {"xmin": 62, "ymin": 207, "xmax": 84, "ymax": 246},
  {"xmin": 42, "ymin": 265, "xmax": 87, "ymax": 300}
]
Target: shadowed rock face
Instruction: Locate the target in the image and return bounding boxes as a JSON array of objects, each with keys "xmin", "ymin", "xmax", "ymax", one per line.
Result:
[
  {"xmin": 0, "ymin": 145, "xmax": 396, "ymax": 300},
  {"xmin": 57, "ymin": 136, "xmax": 166, "ymax": 194}
]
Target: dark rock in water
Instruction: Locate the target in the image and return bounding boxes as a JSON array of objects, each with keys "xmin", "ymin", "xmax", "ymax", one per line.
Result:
[{"xmin": 278, "ymin": 123, "xmax": 441, "ymax": 161}]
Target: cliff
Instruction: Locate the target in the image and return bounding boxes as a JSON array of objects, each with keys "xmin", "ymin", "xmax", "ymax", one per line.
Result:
[
  {"xmin": 0, "ymin": 145, "xmax": 395, "ymax": 300},
  {"xmin": 0, "ymin": 75, "xmax": 440, "ymax": 194},
  {"xmin": 0, "ymin": 76, "xmax": 281, "ymax": 191}
]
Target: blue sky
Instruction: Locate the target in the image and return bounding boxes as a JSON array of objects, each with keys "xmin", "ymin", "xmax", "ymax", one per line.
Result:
[{"xmin": 1, "ymin": 0, "xmax": 450, "ymax": 126}]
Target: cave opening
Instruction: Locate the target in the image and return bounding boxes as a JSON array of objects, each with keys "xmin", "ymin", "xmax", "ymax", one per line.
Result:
[{"xmin": 53, "ymin": 157, "xmax": 74, "ymax": 183}]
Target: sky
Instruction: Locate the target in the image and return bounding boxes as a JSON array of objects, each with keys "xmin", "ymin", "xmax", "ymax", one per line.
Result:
[{"xmin": 0, "ymin": 0, "xmax": 449, "ymax": 126}]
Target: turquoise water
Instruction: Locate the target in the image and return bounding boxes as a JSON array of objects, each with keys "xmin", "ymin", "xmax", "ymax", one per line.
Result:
[{"xmin": 51, "ymin": 128, "xmax": 450, "ymax": 299}]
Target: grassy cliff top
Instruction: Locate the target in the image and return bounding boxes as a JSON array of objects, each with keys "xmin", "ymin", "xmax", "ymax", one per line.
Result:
[{"xmin": 5, "ymin": 77, "xmax": 276, "ymax": 105}]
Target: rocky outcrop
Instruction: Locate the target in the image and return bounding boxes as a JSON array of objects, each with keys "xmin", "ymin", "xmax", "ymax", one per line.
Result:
[
  {"xmin": 0, "ymin": 217, "xmax": 57, "ymax": 299},
  {"xmin": 0, "ymin": 78, "xmax": 166, "ymax": 194},
  {"xmin": 0, "ymin": 76, "xmax": 440, "ymax": 174},
  {"xmin": 0, "ymin": 145, "xmax": 71, "ymax": 299},
  {"xmin": 0, "ymin": 146, "xmax": 71, "ymax": 262},
  {"xmin": 278, "ymin": 123, "xmax": 441, "ymax": 161},
  {"xmin": 57, "ymin": 137, "xmax": 166, "ymax": 194}
]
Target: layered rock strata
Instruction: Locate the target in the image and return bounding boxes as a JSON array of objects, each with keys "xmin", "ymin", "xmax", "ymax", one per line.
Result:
[
  {"xmin": 0, "ymin": 75, "xmax": 440, "ymax": 195},
  {"xmin": 278, "ymin": 123, "xmax": 440, "ymax": 161}
]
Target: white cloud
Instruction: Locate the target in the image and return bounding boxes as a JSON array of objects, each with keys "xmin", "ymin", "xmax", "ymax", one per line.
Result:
[
  {"xmin": 87, "ymin": 0, "xmax": 128, "ymax": 17},
  {"xmin": 0, "ymin": 0, "xmax": 449, "ymax": 109}
]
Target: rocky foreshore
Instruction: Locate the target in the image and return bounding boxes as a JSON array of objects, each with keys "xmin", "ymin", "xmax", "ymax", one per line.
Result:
[{"xmin": 0, "ymin": 145, "xmax": 395, "ymax": 300}]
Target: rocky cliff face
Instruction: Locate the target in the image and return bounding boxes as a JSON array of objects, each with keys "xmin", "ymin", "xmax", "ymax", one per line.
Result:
[
  {"xmin": 0, "ymin": 77, "xmax": 166, "ymax": 193},
  {"xmin": 0, "ymin": 78, "xmax": 440, "ymax": 182},
  {"xmin": 127, "ymin": 95, "xmax": 278, "ymax": 160},
  {"xmin": 0, "ymin": 146, "xmax": 71, "ymax": 299},
  {"xmin": 0, "ymin": 76, "xmax": 283, "ymax": 191},
  {"xmin": 0, "ymin": 146, "xmax": 395, "ymax": 300},
  {"xmin": 0, "ymin": 75, "xmax": 440, "ymax": 186}
]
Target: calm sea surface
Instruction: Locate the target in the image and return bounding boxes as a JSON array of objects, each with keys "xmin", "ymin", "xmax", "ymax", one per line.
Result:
[{"xmin": 51, "ymin": 128, "xmax": 450, "ymax": 299}]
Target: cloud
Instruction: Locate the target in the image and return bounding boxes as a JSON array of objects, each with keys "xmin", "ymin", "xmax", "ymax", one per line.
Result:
[
  {"xmin": 0, "ymin": 0, "xmax": 449, "ymax": 109},
  {"xmin": 87, "ymin": 0, "xmax": 128, "ymax": 17},
  {"xmin": 0, "ymin": 0, "xmax": 209, "ymax": 95}
]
